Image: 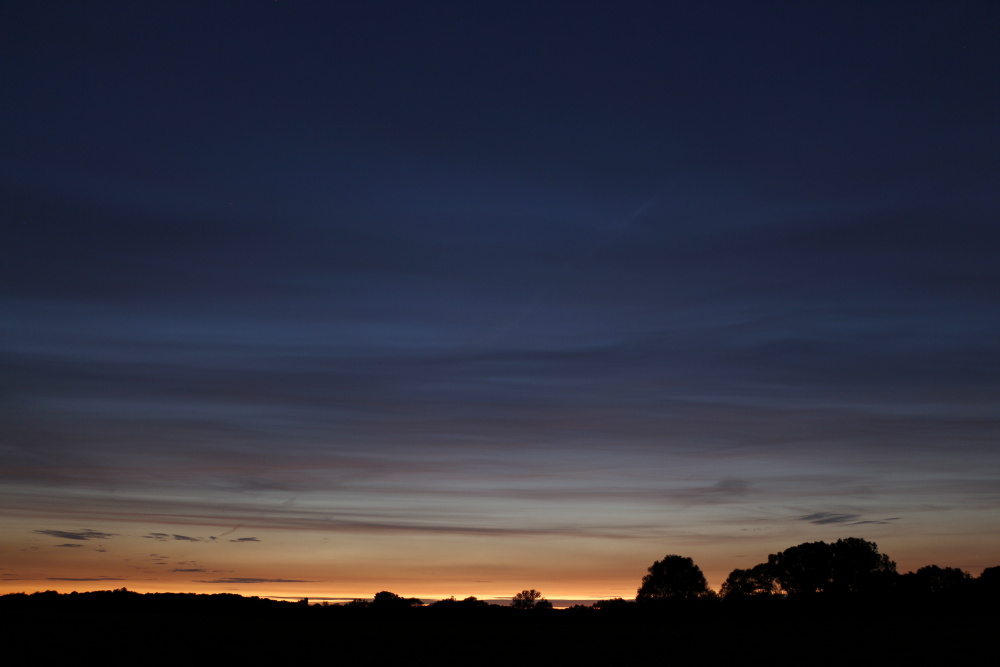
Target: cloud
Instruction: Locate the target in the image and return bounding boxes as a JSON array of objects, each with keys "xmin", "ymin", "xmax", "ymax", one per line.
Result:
[
  {"xmin": 216, "ymin": 525, "xmax": 241, "ymax": 538},
  {"xmin": 34, "ymin": 529, "xmax": 116, "ymax": 541},
  {"xmin": 171, "ymin": 568, "xmax": 206, "ymax": 572},
  {"xmin": 799, "ymin": 512, "xmax": 861, "ymax": 525},
  {"xmin": 850, "ymin": 517, "xmax": 902, "ymax": 525},
  {"xmin": 47, "ymin": 576, "xmax": 125, "ymax": 581},
  {"xmin": 54, "ymin": 543, "xmax": 83, "ymax": 548},
  {"xmin": 707, "ymin": 478, "xmax": 751, "ymax": 494},
  {"xmin": 797, "ymin": 512, "xmax": 900, "ymax": 526},
  {"xmin": 143, "ymin": 533, "xmax": 205, "ymax": 542},
  {"xmin": 196, "ymin": 578, "xmax": 312, "ymax": 584},
  {"xmin": 229, "ymin": 537, "xmax": 260, "ymax": 543}
]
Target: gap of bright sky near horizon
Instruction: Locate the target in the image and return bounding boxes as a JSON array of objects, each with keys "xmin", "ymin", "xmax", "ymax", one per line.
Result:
[{"xmin": 2, "ymin": 1, "xmax": 999, "ymax": 601}]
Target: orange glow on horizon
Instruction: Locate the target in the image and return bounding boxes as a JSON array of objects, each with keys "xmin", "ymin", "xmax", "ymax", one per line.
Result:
[{"xmin": 4, "ymin": 510, "xmax": 997, "ymax": 604}]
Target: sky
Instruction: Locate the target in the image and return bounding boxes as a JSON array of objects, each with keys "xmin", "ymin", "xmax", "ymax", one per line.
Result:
[{"xmin": 2, "ymin": 1, "xmax": 999, "ymax": 603}]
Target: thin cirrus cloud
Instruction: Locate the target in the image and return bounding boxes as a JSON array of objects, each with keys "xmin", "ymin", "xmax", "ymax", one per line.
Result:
[
  {"xmin": 7, "ymin": 464, "xmax": 970, "ymax": 544},
  {"xmin": 143, "ymin": 533, "xmax": 210, "ymax": 542},
  {"xmin": 196, "ymin": 578, "xmax": 313, "ymax": 585},
  {"xmin": 798, "ymin": 513, "xmax": 902, "ymax": 526},
  {"xmin": 33, "ymin": 529, "xmax": 116, "ymax": 541}
]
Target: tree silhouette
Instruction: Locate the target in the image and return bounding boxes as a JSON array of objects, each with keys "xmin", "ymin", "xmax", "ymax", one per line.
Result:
[
  {"xmin": 720, "ymin": 562, "xmax": 776, "ymax": 598},
  {"xmin": 908, "ymin": 565, "xmax": 972, "ymax": 594},
  {"xmin": 978, "ymin": 566, "xmax": 1000, "ymax": 593},
  {"xmin": 829, "ymin": 537, "xmax": 896, "ymax": 593},
  {"xmin": 636, "ymin": 555, "xmax": 709, "ymax": 600},
  {"xmin": 511, "ymin": 589, "xmax": 546, "ymax": 609},
  {"xmin": 371, "ymin": 591, "xmax": 422, "ymax": 608},
  {"xmin": 766, "ymin": 538, "xmax": 896, "ymax": 595},
  {"xmin": 767, "ymin": 541, "xmax": 832, "ymax": 595}
]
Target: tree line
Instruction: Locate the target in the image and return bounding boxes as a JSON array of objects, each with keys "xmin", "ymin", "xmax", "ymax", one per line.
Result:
[
  {"xmin": 638, "ymin": 537, "xmax": 996, "ymax": 601},
  {"xmin": 325, "ymin": 538, "xmax": 995, "ymax": 607}
]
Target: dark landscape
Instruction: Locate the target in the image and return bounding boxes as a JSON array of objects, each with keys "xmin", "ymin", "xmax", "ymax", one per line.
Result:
[
  {"xmin": 3, "ymin": 2, "xmax": 998, "ymax": 652},
  {"xmin": 7, "ymin": 538, "xmax": 998, "ymax": 663}
]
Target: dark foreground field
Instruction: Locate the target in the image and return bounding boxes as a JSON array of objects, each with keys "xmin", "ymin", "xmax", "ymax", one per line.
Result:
[{"xmin": 5, "ymin": 596, "xmax": 994, "ymax": 664}]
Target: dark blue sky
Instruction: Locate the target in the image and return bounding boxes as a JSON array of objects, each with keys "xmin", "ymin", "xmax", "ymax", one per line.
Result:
[{"xmin": 2, "ymin": 2, "xmax": 998, "ymax": 598}]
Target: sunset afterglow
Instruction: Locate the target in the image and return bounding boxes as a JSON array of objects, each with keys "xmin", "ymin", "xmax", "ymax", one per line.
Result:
[{"xmin": 2, "ymin": 2, "xmax": 998, "ymax": 603}]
